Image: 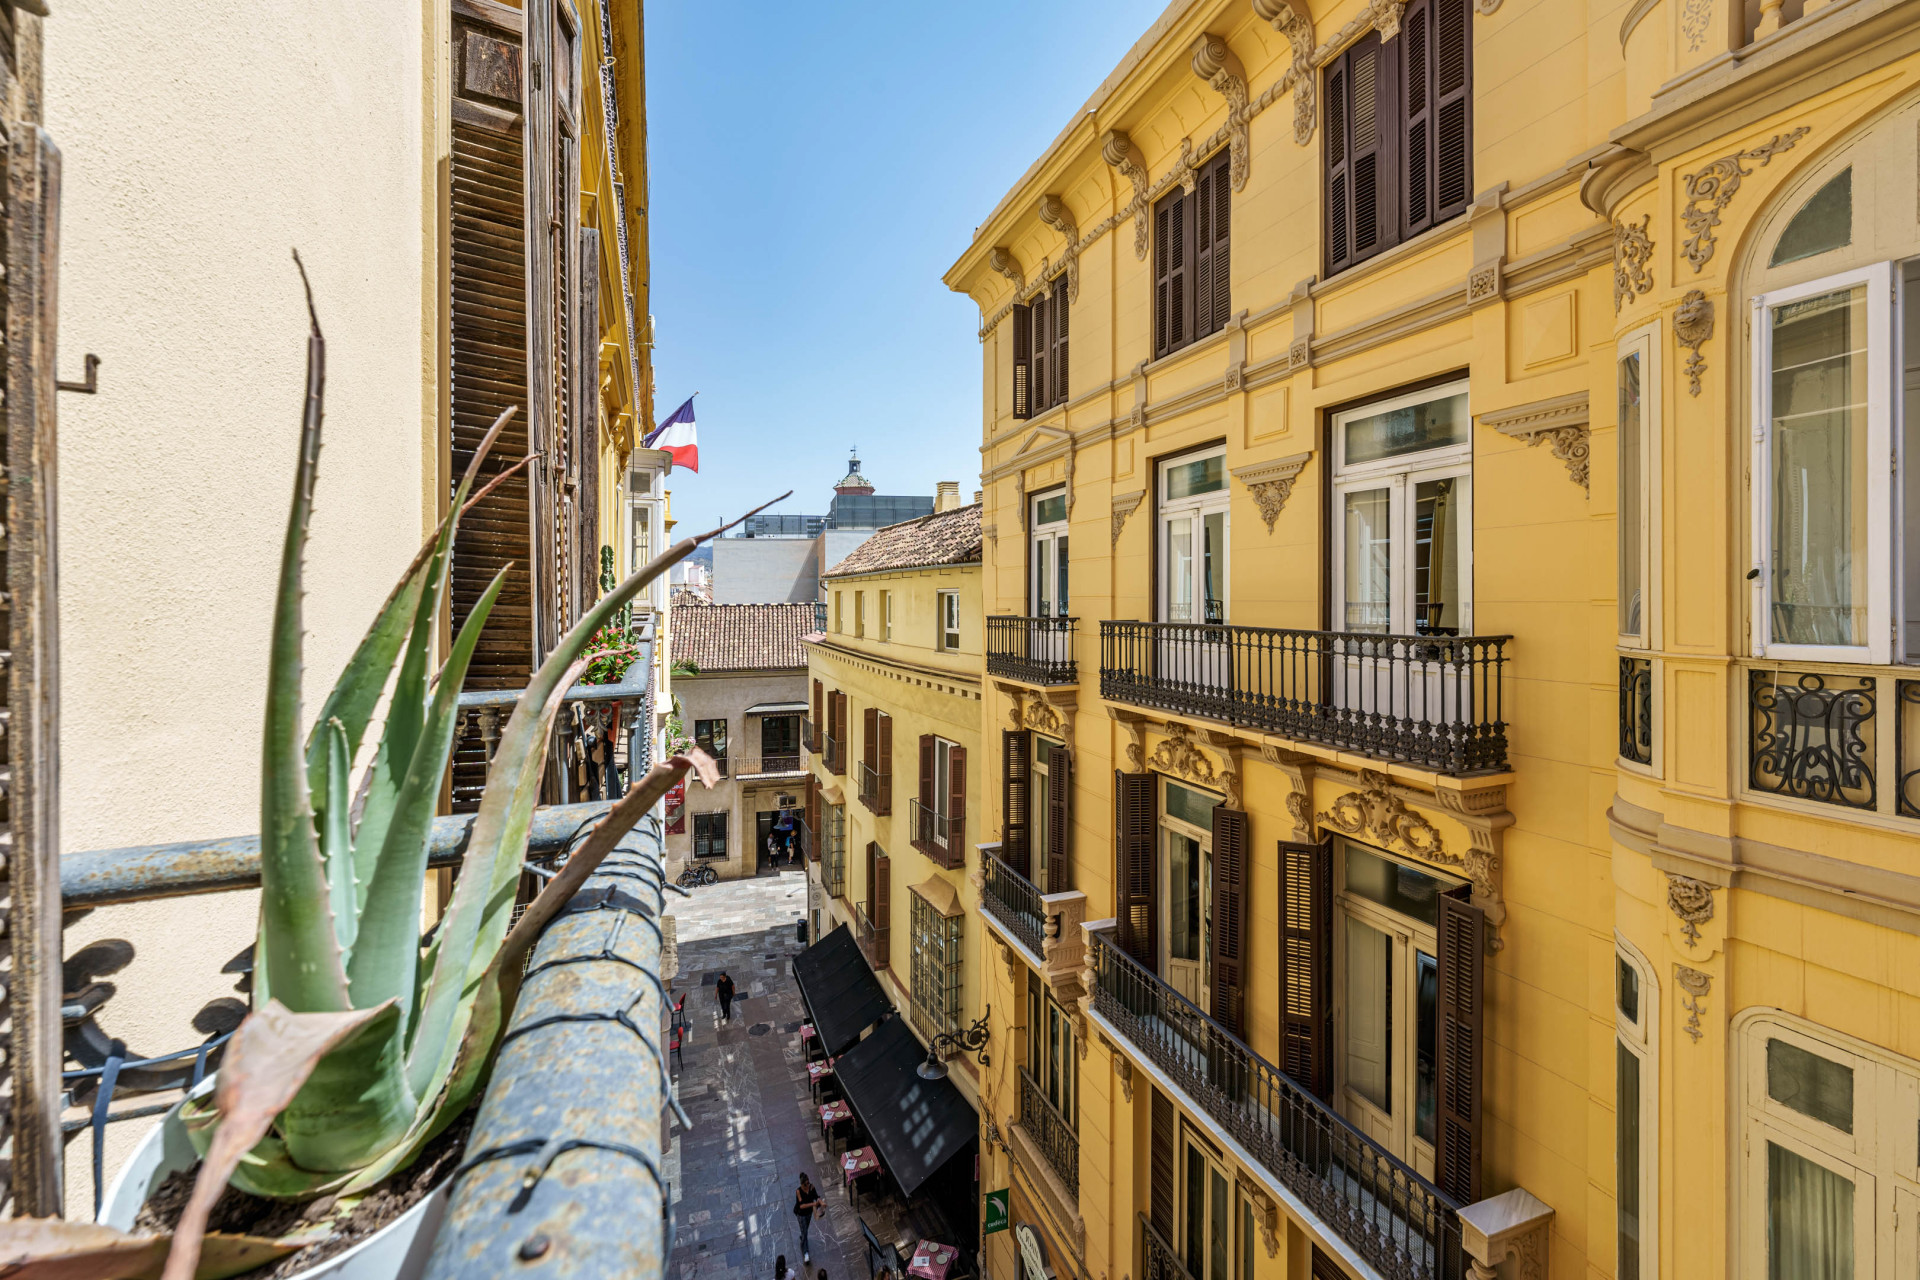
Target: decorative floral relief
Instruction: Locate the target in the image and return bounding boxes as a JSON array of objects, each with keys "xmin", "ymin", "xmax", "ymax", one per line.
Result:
[
  {"xmin": 1666, "ymin": 872, "xmax": 1715, "ymax": 948},
  {"xmin": 1681, "ymin": 0, "xmax": 1711, "ymax": 49},
  {"xmin": 1316, "ymin": 770, "xmax": 1447, "ymax": 860},
  {"xmin": 1675, "ymin": 964, "xmax": 1712, "ymax": 1043},
  {"xmin": 1680, "ymin": 129, "xmax": 1809, "ymax": 273},
  {"xmin": 1612, "ymin": 215, "xmax": 1655, "ymax": 314},
  {"xmin": 1676, "ymin": 290, "xmax": 1714, "ymax": 396}
]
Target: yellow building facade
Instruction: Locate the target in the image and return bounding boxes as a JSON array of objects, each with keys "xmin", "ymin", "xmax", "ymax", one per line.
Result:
[{"xmin": 941, "ymin": 0, "xmax": 1920, "ymax": 1277}]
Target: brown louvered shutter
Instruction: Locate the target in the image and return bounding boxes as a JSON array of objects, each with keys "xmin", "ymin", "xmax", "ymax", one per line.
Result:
[
  {"xmin": 834, "ymin": 691, "xmax": 848, "ymax": 773},
  {"xmin": 1153, "ymin": 189, "xmax": 1188, "ymax": 358},
  {"xmin": 1030, "ymin": 287, "xmax": 1049, "ymax": 415},
  {"xmin": 1194, "ymin": 162, "xmax": 1216, "ymax": 345},
  {"xmin": 811, "ymin": 679, "xmax": 823, "ymax": 751},
  {"xmin": 1435, "ymin": 886, "xmax": 1485, "ymax": 1203},
  {"xmin": 948, "ymin": 744, "xmax": 967, "ymax": 854},
  {"xmin": 1209, "ymin": 808, "xmax": 1249, "ymax": 1038},
  {"xmin": 919, "ymin": 734, "xmax": 935, "ymax": 811},
  {"xmin": 876, "ymin": 712, "xmax": 893, "ymax": 814},
  {"xmin": 1432, "ymin": 0, "xmax": 1473, "ymax": 223},
  {"xmin": 1114, "ymin": 770, "xmax": 1157, "ymax": 968},
  {"xmin": 1201, "ymin": 153, "xmax": 1231, "ymax": 339},
  {"xmin": 1012, "ymin": 303, "xmax": 1032, "ymax": 420},
  {"xmin": 1149, "ymin": 1087, "xmax": 1176, "ymax": 1239},
  {"xmin": 575, "ymin": 225, "xmax": 601, "ymax": 610},
  {"xmin": 1050, "ymin": 278, "xmax": 1070, "ymax": 407},
  {"xmin": 1279, "ymin": 838, "xmax": 1332, "ymax": 1097},
  {"xmin": 1002, "ymin": 729, "xmax": 1032, "ymax": 877},
  {"xmin": 874, "ymin": 851, "xmax": 892, "ymax": 969},
  {"xmin": 866, "ymin": 840, "xmax": 878, "ymax": 917},
  {"xmin": 1311, "ymin": 1246, "xmax": 1347, "ymax": 1280},
  {"xmin": 863, "ymin": 706, "xmax": 878, "ymax": 776},
  {"xmin": 1326, "ymin": 33, "xmax": 1388, "ymax": 276},
  {"xmin": 1045, "ymin": 741, "xmax": 1071, "ymax": 894},
  {"xmin": 805, "ymin": 775, "xmax": 820, "ymax": 862},
  {"xmin": 1402, "ymin": 0, "xmax": 1432, "ymax": 237},
  {"xmin": 450, "ymin": 4, "xmax": 533, "ymax": 812}
]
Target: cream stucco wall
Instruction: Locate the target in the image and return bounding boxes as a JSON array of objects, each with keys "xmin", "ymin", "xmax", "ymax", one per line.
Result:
[{"xmin": 43, "ymin": 0, "xmax": 440, "ymax": 1211}]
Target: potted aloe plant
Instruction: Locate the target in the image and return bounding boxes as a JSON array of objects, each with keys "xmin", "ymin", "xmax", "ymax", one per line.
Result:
[{"xmin": 3, "ymin": 277, "xmax": 774, "ymax": 1279}]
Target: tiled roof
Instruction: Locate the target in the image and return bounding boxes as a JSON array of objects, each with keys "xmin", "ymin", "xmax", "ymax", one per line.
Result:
[
  {"xmin": 670, "ymin": 601, "xmax": 815, "ymax": 673},
  {"xmin": 821, "ymin": 503, "xmax": 982, "ymax": 580}
]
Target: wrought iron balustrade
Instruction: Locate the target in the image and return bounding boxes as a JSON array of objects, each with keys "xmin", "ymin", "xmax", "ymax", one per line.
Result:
[
  {"xmin": 1099, "ymin": 620, "xmax": 1510, "ymax": 775},
  {"xmin": 980, "ymin": 851, "xmax": 1046, "ymax": 960},
  {"xmin": 1750, "ymin": 668, "xmax": 1878, "ymax": 810},
  {"xmin": 858, "ymin": 761, "xmax": 892, "ymax": 815},
  {"xmin": 1091, "ymin": 931, "xmax": 1465, "ymax": 1280},
  {"xmin": 734, "ymin": 752, "xmax": 808, "ymax": 777},
  {"xmin": 455, "ymin": 666, "xmax": 653, "ymax": 809},
  {"xmin": 1018, "ymin": 1066, "xmax": 1080, "ymax": 1199},
  {"xmin": 910, "ymin": 798, "xmax": 965, "ymax": 869},
  {"xmin": 822, "ymin": 732, "xmax": 845, "ymax": 775},
  {"xmin": 987, "ymin": 616, "xmax": 1079, "ymax": 685},
  {"xmin": 803, "ymin": 716, "xmax": 817, "ymax": 752},
  {"xmin": 856, "ymin": 902, "xmax": 890, "ymax": 970},
  {"xmin": 1139, "ymin": 1213, "xmax": 1197, "ymax": 1280},
  {"xmin": 1619, "ymin": 656, "xmax": 1653, "ymax": 765}
]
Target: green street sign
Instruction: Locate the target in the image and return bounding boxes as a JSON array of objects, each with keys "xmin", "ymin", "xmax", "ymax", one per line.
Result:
[{"xmin": 984, "ymin": 1188, "xmax": 1009, "ymax": 1235}]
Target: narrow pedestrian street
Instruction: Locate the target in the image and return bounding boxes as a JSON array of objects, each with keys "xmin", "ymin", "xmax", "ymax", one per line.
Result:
[{"xmin": 664, "ymin": 869, "xmax": 859, "ymax": 1280}]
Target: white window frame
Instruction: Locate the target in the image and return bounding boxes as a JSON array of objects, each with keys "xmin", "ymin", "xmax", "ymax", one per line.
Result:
[
  {"xmin": 1613, "ymin": 934, "xmax": 1658, "ymax": 1280},
  {"xmin": 939, "ymin": 589, "xmax": 961, "ymax": 651},
  {"xmin": 1330, "ymin": 379, "xmax": 1474, "ymax": 635},
  {"xmin": 882, "ymin": 589, "xmax": 894, "ymax": 640},
  {"xmin": 1749, "ymin": 261, "xmax": 1895, "ymax": 663},
  {"xmin": 932, "ymin": 736, "xmax": 956, "ymax": 846},
  {"xmin": 855, "ymin": 590, "xmax": 867, "ymax": 638},
  {"xmin": 1618, "ymin": 322, "xmax": 1663, "ymax": 649},
  {"xmin": 1157, "ymin": 445, "xmax": 1231, "ymax": 625},
  {"xmin": 1031, "ymin": 488, "xmax": 1070, "ymax": 618}
]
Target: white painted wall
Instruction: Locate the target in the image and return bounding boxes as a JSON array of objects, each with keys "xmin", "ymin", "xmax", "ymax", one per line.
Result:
[{"xmin": 43, "ymin": 0, "xmax": 437, "ymax": 1211}]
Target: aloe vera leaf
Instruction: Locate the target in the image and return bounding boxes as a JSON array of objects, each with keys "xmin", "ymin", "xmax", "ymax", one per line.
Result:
[
  {"xmin": 277, "ymin": 1001, "xmax": 414, "ymax": 1176},
  {"xmin": 320, "ymin": 719, "xmax": 356, "ymax": 957},
  {"xmin": 257, "ymin": 292, "xmax": 349, "ymax": 1015},
  {"xmin": 345, "ymin": 567, "xmax": 507, "ymax": 1022}
]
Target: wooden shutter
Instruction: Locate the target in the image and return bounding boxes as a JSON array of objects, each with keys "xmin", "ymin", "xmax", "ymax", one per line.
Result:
[
  {"xmin": 1311, "ymin": 1246, "xmax": 1347, "ymax": 1280},
  {"xmin": 449, "ymin": 3, "xmax": 533, "ymax": 811},
  {"xmin": 1153, "ymin": 189, "xmax": 1188, "ymax": 358},
  {"xmin": 805, "ymin": 775, "xmax": 820, "ymax": 863},
  {"xmin": 1209, "ymin": 808, "xmax": 1250, "ymax": 1038},
  {"xmin": 1002, "ymin": 729, "xmax": 1032, "ymax": 877},
  {"xmin": 1050, "ymin": 278, "xmax": 1070, "ymax": 407},
  {"xmin": 1279, "ymin": 838, "xmax": 1332, "ymax": 1097},
  {"xmin": 919, "ymin": 734, "xmax": 935, "ymax": 810},
  {"xmin": 1435, "ymin": 887, "xmax": 1485, "ymax": 1203},
  {"xmin": 1149, "ymin": 1087, "xmax": 1176, "ymax": 1239},
  {"xmin": 1045, "ymin": 741, "xmax": 1071, "ymax": 894},
  {"xmin": 877, "ymin": 712, "xmax": 893, "ymax": 806},
  {"xmin": 832, "ymin": 692, "xmax": 848, "ymax": 773},
  {"xmin": 811, "ymin": 679, "xmax": 823, "ymax": 750},
  {"xmin": 874, "ymin": 851, "xmax": 892, "ymax": 969},
  {"xmin": 1432, "ymin": 0, "xmax": 1473, "ymax": 223},
  {"xmin": 1012, "ymin": 303, "xmax": 1032, "ymax": 419},
  {"xmin": 948, "ymin": 744, "xmax": 967, "ymax": 853},
  {"xmin": 1402, "ymin": 0, "xmax": 1434, "ymax": 237},
  {"xmin": 1325, "ymin": 32, "xmax": 1389, "ymax": 276},
  {"xmin": 1203, "ymin": 153, "xmax": 1231, "ymax": 339},
  {"xmin": 575, "ymin": 225, "xmax": 601, "ymax": 611},
  {"xmin": 1114, "ymin": 770, "xmax": 1157, "ymax": 968},
  {"xmin": 864, "ymin": 706, "xmax": 878, "ymax": 776},
  {"xmin": 1030, "ymin": 288, "xmax": 1048, "ymax": 416},
  {"xmin": 866, "ymin": 840, "xmax": 878, "ymax": 917}
]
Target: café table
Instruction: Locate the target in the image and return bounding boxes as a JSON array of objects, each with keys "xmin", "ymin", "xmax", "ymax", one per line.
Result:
[
  {"xmin": 841, "ymin": 1144, "xmax": 882, "ymax": 1206},
  {"xmin": 807, "ymin": 1057, "xmax": 834, "ymax": 1103},
  {"xmin": 908, "ymin": 1239, "xmax": 959, "ymax": 1280},
  {"xmin": 800, "ymin": 1022, "xmax": 824, "ymax": 1061},
  {"xmin": 819, "ymin": 1098, "xmax": 854, "ymax": 1147}
]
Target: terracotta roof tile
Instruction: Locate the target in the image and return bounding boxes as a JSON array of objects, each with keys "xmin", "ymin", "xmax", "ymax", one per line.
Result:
[
  {"xmin": 669, "ymin": 601, "xmax": 815, "ymax": 673},
  {"xmin": 820, "ymin": 504, "xmax": 982, "ymax": 580}
]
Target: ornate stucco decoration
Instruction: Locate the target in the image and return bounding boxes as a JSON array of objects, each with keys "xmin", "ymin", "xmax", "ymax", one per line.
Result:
[
  {"xmin": 1680, "ymin": 128, "xmax": 1809, "ymax": 273},
  {"xmin": 1190, "ymin": 33, "xmax": 1250, "ymax": 192},
  {"xmin": 1317, "ymin": 770, "xmax": 1447, "ymax": 860},
  {"xmin": 1369, "ymin": 0, "xmax": 1407, "ymax": 39},
  {"xmin": 1675, "ymin": 965, "xmax": 1711, "ymax": 1042},
  {"xmin": 1612, "ymin": 215, "xmax": 1654, "ymax": 313},
  {"xmin": 1111, "ymin": 1050, "xmax": 1134, "ymax": 1103},
  {"xmin": 1681, "ymin": 0, "xmax": 1711, "ymax": 48},
  {"xmin": 1229, "ymin": 451, "xmax": 1312, "ymax": 532},
  {"xmin": 1015, "ymin": 470, "xmax": 1028, "ymax": 533},
  {"xmin": 1101, "ymin": 130, "xmax": 1151, "ymax": 261},
  {"xmin": 1433, "ymin": 782, "xmax": 1514, "ymax": 949},
  {"xmin": 1676, "ymin": 289, "xmax": 1714, "ymax": 396},
  {"xmin": 1147, "ymin": 723, "xmax": 1240, "ymax": 807},
  {"xmin": 1253, "ymin": 0, "xmax": 1317, "ymax": 144},
  {"xmin": 1481, "ymin": 393, "xmax": 1590, "ymax": 493},
  {"xmin": 989, "ymin": 246, "xmax": 1025, "ymax": 294},
  {"xmin": 998, "ymin": 941, "xmax": 1020, "ymax": 986},
  {"xmin": 1286, "ymin": 789, "xmax": 1313, "ymax": 840},
  {"xmin": 1110, "ymin": 490, "xmax": 1145, "ymax": 546},
  {"xmin": 1063, "ymin": 443, "xmax": 1076, "ymax": 516},
  {"xmin": 1235, "ymin": 1180, "xmax": 1282, "ymax": 1259},
  {"xmin": 1037, "ymin": 194, "xmax": 1081, "ymax": 303},
  {"xmin": 981, "ymin": 521, "xmax": 998, "ymax": 553},
  {"xmin": 1178, "ymin": 137, "xmax": 1199, "ymax": 195},
  {"xmin": 1115, "ymin": 713, "xmax": 1147, "ymax": 772},
  {"xmin": 1666, "ymin": 872, "xmax": 1715, "ymax": 948}
]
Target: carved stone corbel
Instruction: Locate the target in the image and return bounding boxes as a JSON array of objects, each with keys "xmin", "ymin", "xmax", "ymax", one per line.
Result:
[
  {"xmin": 1230, "ymin": 452, "xmax": 1312, "ymax": 533},
  {"xmin": 1260, "ymin": 745, "xmax": 1316, "ymax": 840},
  {"xmin": 998, "ymin": 941, "xmax": 1020, "ymax": 986},
  {"xmin": 1612, "ymin": 215, "xmax": 1654, "ymax": 313},
  {"xmin": 1111, "ymin": 1050, "xmax": 1134, "ymax": 1103},
  {"xmin": 1110, "ymin": 490, "xmax": 1145, "ymax": 546},
  {"xmin": 1676, "ymin": 290, "xmax": 1713, "ymax": 397},
  {"xmin": 1666, "ymin": 873, "xmax": 1715, "ymax": 948},
  {"xmin": 1252, "ymin": 0, "xmax": 1316, "ymax": 144},
  {"xmin": 1235, "ymin": 1179, "xmax": 1282, "ymax": 1259},
  {"xmin": 1178, "ymin": 138, "xmax": 1197, "ymax": 195},
  {"xmin": 1037, "ymin": 194, "xmax": 1081, "ymax": 303},
  {"xmin": 1063, "ymin": 442, "xmax": 1076, "ymax": 516},
  {"xmin": 1101, "ymin": 129, "xmax": 1152, "ymax": 261},
  {"xmin": 1460, "ymin": 1187, "xmax": 1553, "ymax": 1280},
  {"xmin": 1190, "ymin": 34, "xmax": 1250, "ymax": 191},
  {"xmin": 989, "ymin": 246, "xmax": 1025, "ymax": 294},
  {"xmin": 1109, "ymin": 707, "xmax": 1148, "ymax": 772},
  {"xmin": 1480, "ymin": 393, "xmax": 1591, "ymax": 493},
  {"xmin": 1148, "ymin": 722, "xmax": 1235, "ymax": 800},
  {"xmin": 1432, "ymin": 780, "xmax": 1513, "ymax": 948},
  {"xmin": 1015, "ymin": 470, "xmax": 1028, "ymax": 533},
  {"xmin": 1369, "ymin": 0, "xmax": 1407, "ymax": 38}
]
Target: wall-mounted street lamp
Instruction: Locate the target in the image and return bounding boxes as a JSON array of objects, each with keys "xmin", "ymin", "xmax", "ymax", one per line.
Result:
[{"xmin": 916, "ymin": 1007, "xmax": 992, "ymax": 1080}]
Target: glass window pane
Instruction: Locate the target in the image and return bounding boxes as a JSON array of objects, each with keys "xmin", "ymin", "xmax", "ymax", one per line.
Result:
[
  {"xmin": 1617, "ymin": 1040, "xmax": 1642, "ymax": 1280},
  {"xmin": 1171, "ymin": 833, "xmax": 1201, "ymax": 961},
  {"xmin": 1617, "ymin": 957, "xmax": 1640, "ymax": 1024},
  {"xmin": 1167, "ymin": 454, "xmax": 1226, "ymax": 498},
  {"xmin": 1413, "ymin": 478, "xmax": 1463, "ymax": 634},
  {"xmin": 1186, "ymin": 1148, "xmax": 1206, "ymax": 1265},
  {"xmin": 1619, "ymin": 351, "xmax": 1644, "ymax": 637},
  {"xmin": 1344, "ymin": 392, "xmax": 1470, "ymax": 464},
  {"xmin": 1056, "ymin": 535, "xmax": 1070, "ymax": 615},
  {"xmin": 1416, "ymin": 950, "xmax": 1437, "ymax": 1145},
  {"xmin": 1343, "ymin": 841, "xmax": 1445, "ymax": 927},
  {"xmin": 1344, "ymin": 916, "xmax": 1392, "ymax": 1112},
  {"xmin": 1771, "ymin": 169, "xmax": 1853, "ymax": 267},
  {"xmin": 1344, "ymin": 488, "xmax": 1392, "ymax": 632},
  {"xmin": 1240, "ymin": 1199, "xmax": 1255, "ymax": 1280},
  {"xmin": 1203, "ymin": 512, "xmax": 1226, "ymax": 624},
  {"xmin": 1769, "ymin": 284, "xmax": 1870, "ymax": 648},
  {"xmin": 1166, "ymin": 782, "xmax": 1219, "ymax": 829},
  {"xmin": 1168, "ymin": 516, "xmax": 1196, "ymax": 622},
  {"xmin": 1034, "ymin": 535, "xmax": 1054, "ymax": 617},
  {"xmin": 1210, "ymin": 1169, "xmax": 1230, "ymax": 1280},
  {"xmin": 1767, "ymin": 1038, "xmax": 1855, "ymax": 1133},
  {"xmin": 1768, "ymin": 1141, "xmax": 1854, "ymax": 1280},
  {"xmin": 1036, "ymin": 493, "xmax": 1068, "ymax": 525}
]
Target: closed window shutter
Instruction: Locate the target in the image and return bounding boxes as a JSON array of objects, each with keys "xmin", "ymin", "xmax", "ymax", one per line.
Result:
[
  {"xmin": 948, "ymin": 744, "xmax": 966, "ymax": 852},
  {"xmin": 1435, "ymin": 886, "xmax": 1485, "ymax": 1203},
  {"xmin": 1326, "ymin": 34, "xmax": 1389, "ymax": 275},
  {"xmin": 1012, "ymin": 304, "xmax": 1032, "ymax": 420},
  {"xmin": 1153, "ymin": 190, "xmax": 1188, "ymax": 358},
  {"xmin": 1002, "ymin": 729, "xmax": 1032, "ymax": 877},
  {"xmin": 1030, "ymin": 289, "xmax": 1048, "ymax": 416},
  {"xmin": 1311, "ymin": 1246, "xmax": 1347, "ymax": 1280},
  {"xmin": 1051, "ymin": 278, "xmax": 1070, "ymax": 407},
  {"xmin": 1326, "ymin": 56, "xmax": 1350, "ymax": 270},
  {"xmin": 1403, "ymin": 0, "xmax": 1433, "ymax": 237},
  {"xmin": 919, "ymin": 734, "xmax": 935, "ymax": 808},
  {"xmin": 1279, "ymin": 838, "xmax": 1333, "ymax": 1097},
  {"xmin": 1114, "ymin": 770, "xmax": 1157, "ymax": 967},
  {"xmin": 866, "ymin": 840, "xmax": 878, "ymax": 917},
  {"xmin": 1207, "ymin": 153, "xmax": 1231, "ymax": 337},
  {"xmin": 1045, "ymin": 741, "xmax": 1071, "ymax": 893},
  {"xmin": 811, "ymin": 679, "xmax": 823, "ymax": 751},
  {"xmin": 805, "ymin": 775, "xmax": 820, "ymax": 862},
  {"xmin": 1149, "ymin": 1087, "xmax": 1176, "ymax": 1239},
  {"xmin": 874, "ymin": 851, "xmax": 892, "ymax": 969},
  {"xmin": 877, "ymin": 712, "xmax": 892, "ymax": 813},
  {"xmin": 863, "ymin": 706, "xmax": 878, "ymax": 775},
  {"xmin": 576, "ymin": 224, "xmax": 601, "ymax": 612},
  {"xmin": 1195, "ymin": 163, "xmax": 1216, "ymax": 345},
  {"xmin": 1432, "ymin": 0, "xmax": 1473, "ymax": 221},
  {"xmin": 1209, "ymin": 808, "xmax": 1249, "ymax": 1038}
]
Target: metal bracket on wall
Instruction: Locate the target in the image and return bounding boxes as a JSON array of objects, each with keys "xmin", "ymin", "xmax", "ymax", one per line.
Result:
[{"xmin": 56, "ymin": 352, "xmax": 98, "ymax": 394}]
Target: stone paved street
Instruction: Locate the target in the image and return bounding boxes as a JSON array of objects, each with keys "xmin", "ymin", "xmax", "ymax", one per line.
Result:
[{"xmin": 664, "ymin": 868, "xmax": 867, "ymax": 1280}]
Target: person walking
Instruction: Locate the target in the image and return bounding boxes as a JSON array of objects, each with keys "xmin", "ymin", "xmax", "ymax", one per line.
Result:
[
  {"xmin": 716, "ymin": 972, "xmax": 736, "ymax": 1023},
  {"xmin": 793, "ymin": 1171, "xmax": 823, "ymax": 1263},
  {"xmin": 774, "ymin": 1255, "xmax": 798, "ymax": 1280}
]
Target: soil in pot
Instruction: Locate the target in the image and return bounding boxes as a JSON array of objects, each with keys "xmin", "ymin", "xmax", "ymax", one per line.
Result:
[{"xmin": 133, "ymin": 1112, "xmax": 472, "ymax": 1280}]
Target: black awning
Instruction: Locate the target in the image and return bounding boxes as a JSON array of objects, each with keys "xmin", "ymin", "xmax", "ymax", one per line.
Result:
[
  {"xmin": 792, "ymin": 924, "xmax": 893, "ymax": 1057},
  {"xmin": 835, "ymin": 1016, "xmax": 978, "ymax": 1199}
]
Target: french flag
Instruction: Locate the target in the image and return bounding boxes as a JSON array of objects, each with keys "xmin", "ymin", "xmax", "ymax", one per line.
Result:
[{"xmin": 646, "ymin": 396, "xmax": 699, "ymax": 472}]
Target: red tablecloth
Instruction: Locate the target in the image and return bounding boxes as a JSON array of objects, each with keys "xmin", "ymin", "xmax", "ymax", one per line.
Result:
[
  {"xmin": 819, "ymin": 1099, "xmax": 852, "ymax": 1127},
  {"xmin": 841, "ymin": 1144, "xmax": 880, "ymax": 1184},
  {"xmin": 807, "ymin": 1059, "xmax": 834, "ymax": 1082},
  {"xmin": 800, "ymin": 1023, "xmax": 816, "ymax": 1041},
  {"xmin": 909, "ymin": 1240, "xmax": 958, "ymax": 1280}
]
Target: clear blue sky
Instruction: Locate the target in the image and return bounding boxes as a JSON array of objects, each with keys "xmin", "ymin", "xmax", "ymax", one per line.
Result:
[{"xmin": 645, "ymin": 0, "xmax": 1171, "ymax": 535}]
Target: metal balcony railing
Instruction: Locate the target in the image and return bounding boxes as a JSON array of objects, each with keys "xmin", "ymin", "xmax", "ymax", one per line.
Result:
[
  {"xmin": 822, "ymin": 732, "xmax": 845, "ymax": 775},
  {"xmin": 981, "ymin": 850, "xmax": 1046, "ymax": 960},
  {"xmin": 987, "ymin": 616, "xmax": 1079, "ymax": 685},
  {"xmin": 1619, "ymin": 656, "xmax": 1653, "ymax": 765},
  {"xmin": 909, "ymin": 798, "xmax": 965, "ymax": 870},
  {"xmin": 734, "ymin": 752, "xmax": 808, "ymax": 777},
  {"xmin": 1019, "ymin": 1067, "xmax": 1080, "ymax": 1200},
  {"xmin": 803, "ymin": 716, "xmax": 817, "ymax": 752},
  {"xmin": 856, "ymin": 902, "xmax": 890, "ymax": 970},
  {"xmin": 857, "ymin": 761, "xmax": 892, "ymax": 815},
  {"xmin": 455, "ymin": 668, "xmax": 653, "ymax": 810},
  {"xmin": 1090, "ymin": 930, "xmax": 1465, "ymax": 1280},
  {"xmin": 1098, "ymin": 620, "xmax": 1511, "ymax": 775},
  {"xmin": 1139, "ymin": 1213, "xmax": 1196, "ymax": 1280}
]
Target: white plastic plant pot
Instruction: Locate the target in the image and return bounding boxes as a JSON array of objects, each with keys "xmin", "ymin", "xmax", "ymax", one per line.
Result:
[{"xmin": 100, "ymin": 1083, "xmax": 450, "ymax": 1280}]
